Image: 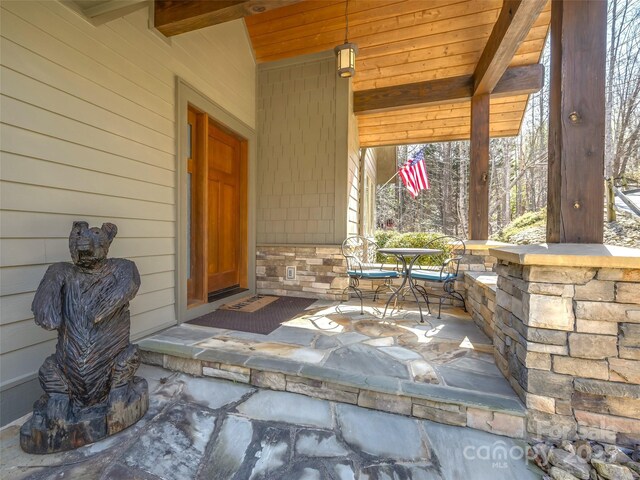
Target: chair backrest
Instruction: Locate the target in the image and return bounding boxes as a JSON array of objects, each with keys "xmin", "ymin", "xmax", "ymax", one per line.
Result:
[
  {"xmin": 341, "ymin": 236, "xmax": 379, "ymax": 271},
  {"xmin": 425, "ymin": 235, "xmax": 466, "ymax": 279}
]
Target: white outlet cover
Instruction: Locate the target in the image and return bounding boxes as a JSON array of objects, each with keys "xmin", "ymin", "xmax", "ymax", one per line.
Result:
[{"xmin": 286, "ymin": 266, "xmax": 296, "ymax": 280}]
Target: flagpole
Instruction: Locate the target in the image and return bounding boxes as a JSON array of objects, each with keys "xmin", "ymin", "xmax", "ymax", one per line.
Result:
[
  {"xmin": 380, "ymin": 146, "xmax": 411, "ymax": 190},
  {"xmin": 379, "ymin": 170, "xmax": 400, "ymax": 189}
]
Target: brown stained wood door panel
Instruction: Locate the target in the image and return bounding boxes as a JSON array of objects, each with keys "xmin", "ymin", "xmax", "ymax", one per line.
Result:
[
  {"xmin": 207, "ymin": 120, "xmax": 241, "ymax": 294},
  {"xmin": 188, "ymin": 108, "xmax": 207, "ymax": 306},
  {"xmin": 207, "ymin": 178, "xmax": 220, "ymax": 276},
  {"xmin": 187, "ymin": 109, "xmax": 196, "ymax": 301}
]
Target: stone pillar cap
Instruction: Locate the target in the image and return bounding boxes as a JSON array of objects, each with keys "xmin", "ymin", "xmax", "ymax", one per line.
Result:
[
  {"xmin": 489, "ymin": 243, "xmax": 640, "ymax": 268},
  {"xmin": 459, "ymin": 240, "xmax": 513, "ymax": 251}
]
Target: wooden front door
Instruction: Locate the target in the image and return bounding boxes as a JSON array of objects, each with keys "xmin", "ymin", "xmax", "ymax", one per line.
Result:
[
  {"xmin": 207, "ymin": 120, "xmax": 241, "ymax": 295},
  {"xmin": 187, "ymin": 106, "xmax": 247, "ymax": 307}
]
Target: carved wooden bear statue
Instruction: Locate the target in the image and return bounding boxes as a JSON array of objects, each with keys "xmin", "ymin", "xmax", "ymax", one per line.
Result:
[{"xmin": 20, "ymin": 221, "xmax": 149, "ymax": 454}]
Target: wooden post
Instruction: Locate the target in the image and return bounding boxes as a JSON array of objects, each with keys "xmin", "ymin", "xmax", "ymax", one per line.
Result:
[
  {"xmin": 546, "ymin": 0, "xmax": 606, "ymax": 243},
  {"xmin": 469, "ymin": 94, "xmax": 490, "ymax": 240}
]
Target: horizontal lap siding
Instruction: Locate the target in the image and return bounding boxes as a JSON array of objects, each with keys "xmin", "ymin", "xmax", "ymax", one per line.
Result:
[
  {"xmin": 347, "ymin": 92, "xmax": 360, "ymax": 237},
  {"xmin": 362, "ymin": 148, "xmax": 378, "ymax": 236},
  {"xmin": 0, "ymin": 0, "xmax": 255, "ymax": 395}
]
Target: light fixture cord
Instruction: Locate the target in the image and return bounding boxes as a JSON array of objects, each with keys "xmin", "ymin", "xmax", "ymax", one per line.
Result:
[{"xmin": 344, "ymin": 0, "xmax": 349, "ymax": 44}]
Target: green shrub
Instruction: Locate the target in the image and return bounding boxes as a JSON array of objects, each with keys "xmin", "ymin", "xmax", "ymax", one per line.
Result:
[
  {"xmin": 493, "ymin": 209, "xmax": 546, "ymax": 242},
  {"xmin": 373, "ymin": 230, "xmax": 399, "ymax": 249}
]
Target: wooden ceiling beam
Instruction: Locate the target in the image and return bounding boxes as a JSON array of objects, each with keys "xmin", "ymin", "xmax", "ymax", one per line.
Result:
[
  {"xmin": 473, "ymin": 0, "xmax": 547, "ymax": 95},
  {"xmin": 154, "ymin": 0, "xmax": 304, "ymax": 37},
  {"xmin": 354, "ymin": 63, "xmax": 543, "ymax": 116}
]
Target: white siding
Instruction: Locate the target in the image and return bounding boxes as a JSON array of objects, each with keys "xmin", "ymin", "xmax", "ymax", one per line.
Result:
[
  {"xmin": 0, "ymin": 0, "xmax": 255, "ymax": 393},
  {"xmin": 347, "ymin": 83, "xmax": 360, "ymax": 237},
  {"xmin": 362, "ymin": 148, "xmax": 378, "ymax": 236}
]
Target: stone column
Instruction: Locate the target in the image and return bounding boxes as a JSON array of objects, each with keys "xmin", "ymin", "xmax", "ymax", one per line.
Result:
[{"xmin": 489, "ymin": 244, "xmax": 640, "ymax": 446}]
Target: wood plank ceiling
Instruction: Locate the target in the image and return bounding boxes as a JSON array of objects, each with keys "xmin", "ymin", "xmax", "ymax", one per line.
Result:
[{"xmin": 245, "ymin": 0, "xmax": 551, "ymax": 147}]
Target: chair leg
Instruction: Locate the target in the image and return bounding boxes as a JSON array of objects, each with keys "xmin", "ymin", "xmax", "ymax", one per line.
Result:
[
  {"xmin": 452, "ymin": 291, "xmax": 467, "ymax": 312},
  {"xmin": 375, "ymin": 278, "xmax": 396, "ymax": 301},
  {"xmin": 350, "ymin": 285, "xmax": 364, "ymax": 314},
  {"xmin": 341, "ymin": 278, "xmax": 364, "ymax": 315},
  {"xmin": 414, "ymin": 283, "xmax": 431, "ymax": 315},
  {"xmin": 373, "ymin": 284, "xmax": 384, "ymax": 301},
  {"xmin": 347, "ymin": 277, "xmax": 364, "ymax": 314},
  {"xmin": 437, "ymin": 292, "xmax": 463, "ymax": 318},
  {"xmin": 436, "ymin": 279, "xmax": 466, "ymax": 318}
]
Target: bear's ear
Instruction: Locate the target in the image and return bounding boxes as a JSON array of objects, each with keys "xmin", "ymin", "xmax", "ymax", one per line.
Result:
[
  {"xmin": 101, "ymin": 223, "xmax": 118, "ymax": 242},
  {"xmin": 72, "ymin": 221, "xmax": 88, "ymax": 230}
]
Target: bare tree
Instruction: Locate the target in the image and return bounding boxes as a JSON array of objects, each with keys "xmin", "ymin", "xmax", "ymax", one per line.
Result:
[{"xmin": 607, "ymin": 0, "xmax": 640, "ymax": 183}]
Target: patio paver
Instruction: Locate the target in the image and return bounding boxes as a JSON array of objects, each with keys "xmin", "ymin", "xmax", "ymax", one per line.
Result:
[{"xmin": 0, "ymin": 365, "xmax": 542, "ymax": 480}]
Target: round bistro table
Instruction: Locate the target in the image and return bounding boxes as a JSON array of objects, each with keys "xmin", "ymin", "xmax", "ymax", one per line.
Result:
[{"xmin": 377, "ymin": 247, "xmax": 443, "ymax": 324}]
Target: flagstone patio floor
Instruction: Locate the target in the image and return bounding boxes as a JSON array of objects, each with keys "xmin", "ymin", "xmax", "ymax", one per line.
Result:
[
  {"xmin": 137, "ymin": 300, "xmax": 526, "ymax": 437},
  {"xmin": 1, "ymin": 364, "xmax": 542, "ymax": 480}
]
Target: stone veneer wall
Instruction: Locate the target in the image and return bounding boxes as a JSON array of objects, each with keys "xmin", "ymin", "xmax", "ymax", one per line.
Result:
[
  {"xmin": 491, "ymin": 256, "xmax": 640, "ymax": 447},
  {"xmin": 463, "ymin": 272, "xmax": 497, "ymax": 339},
  {"xmin": 255, "ymin": 243, "xmax": 469, "ymax": 308},
  {"xmin": 256, "ymin": 245, "xmax": 348, "ymax": 300},
  {"xmin": 255, "ymin": 241, "xmax": 510, "ymax": 305},
  {"xmin": 455, "ymin": 240, "xmax": 511, "ymax": 273}
]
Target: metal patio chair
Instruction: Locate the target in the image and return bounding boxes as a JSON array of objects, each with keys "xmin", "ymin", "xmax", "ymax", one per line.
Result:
[
  {"xmin": 340, "ymin": 236, "xmax": 399, "ymax": 314},
  {"xmin": 409, "ymin": 235, "xmax": 467, "ymax": 319}
]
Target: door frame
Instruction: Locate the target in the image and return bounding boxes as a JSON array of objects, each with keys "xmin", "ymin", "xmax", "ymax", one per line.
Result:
[{"xmin": 176, "ymin": 77, "xmax": 256, "ymax": 323}]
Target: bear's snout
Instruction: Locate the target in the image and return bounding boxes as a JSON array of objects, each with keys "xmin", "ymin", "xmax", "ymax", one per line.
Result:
[{"xmin": 75, "ymin": 238, "xmax": 92, "ymax": 251}]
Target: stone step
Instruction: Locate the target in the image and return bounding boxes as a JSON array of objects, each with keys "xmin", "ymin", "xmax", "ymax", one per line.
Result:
[
  {"xmin": 139, "ymin": 335, "xmax": 527, "ymax": 440},
  {"xmin": 1, "ymin": 364, "xmax": 542, "ymax": 480}
]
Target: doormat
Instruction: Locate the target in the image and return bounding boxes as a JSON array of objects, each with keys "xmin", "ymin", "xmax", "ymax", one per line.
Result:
[
  {"xmin": 187, "ymin": 296, "xmax": 317, "ymax": 335},
  {"xmin": 219, "ymin": 295, "xmax": 279, "ymax": 313}
]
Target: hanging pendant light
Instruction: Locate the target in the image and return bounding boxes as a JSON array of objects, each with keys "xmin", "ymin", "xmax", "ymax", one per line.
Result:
[{"xmin": 335, "ymin": 0, "xmax": 358, "ymax": 78}]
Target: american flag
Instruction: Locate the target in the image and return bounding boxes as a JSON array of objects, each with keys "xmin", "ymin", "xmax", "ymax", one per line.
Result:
[{"xmin": 399, "ymin": 149, "xmax": 430, "ymax": 198}]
